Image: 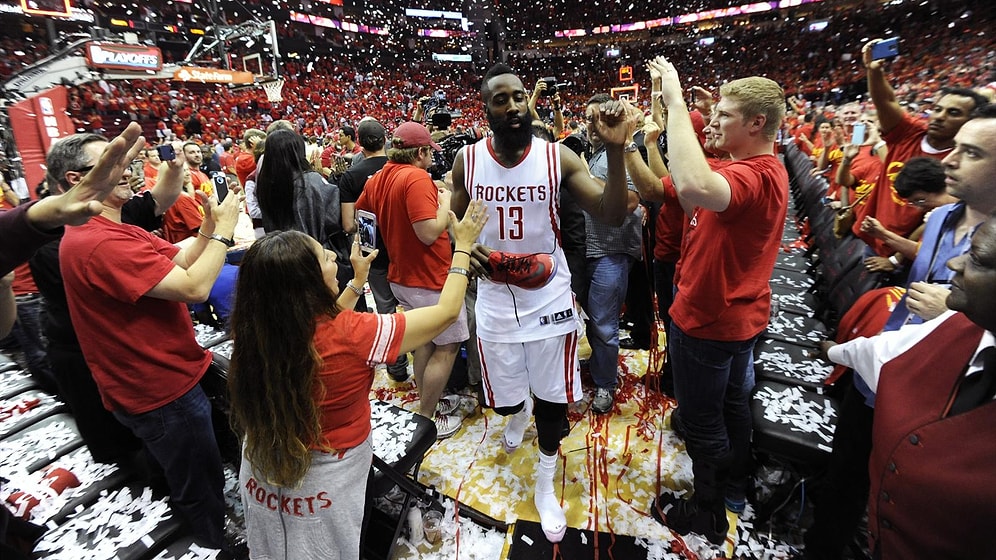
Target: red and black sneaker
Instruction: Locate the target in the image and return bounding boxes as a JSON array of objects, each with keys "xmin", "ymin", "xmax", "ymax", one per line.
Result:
[{"xmin": 487, "ymin": 251, "xmax": 556, "ymax": 289}]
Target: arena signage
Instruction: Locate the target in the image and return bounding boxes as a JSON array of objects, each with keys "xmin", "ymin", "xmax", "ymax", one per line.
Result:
[
  {"xmin": 172, "ymin": 67, "xmax": 256, "ymax": 85},
  {"xmin": 85, "ymin": 42, "xmax": 163, "ymax": 72}
]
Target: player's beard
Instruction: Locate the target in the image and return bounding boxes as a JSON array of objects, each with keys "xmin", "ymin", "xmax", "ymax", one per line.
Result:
[{"xmin": 487, "ymin": 107, "xmax": 534, "ymax": 150}]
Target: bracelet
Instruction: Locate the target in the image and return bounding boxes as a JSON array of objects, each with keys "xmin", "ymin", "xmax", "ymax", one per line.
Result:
[
  {"xmin": 198, "ymin": 231, "xmax": 235, "ymax": 247},
  {"xmin": 448, "ymin": 267, "xmax": 470, "ymax": 278},
  {"xmin": 888, "ymin": 255, "xmax": 900, "ymax": 266},
  {"xmin": 345, "ymin": 281, "xmax": 363, "ymax": 296},
  {"xmin": 453, "ymin": 249, "xmax": 472, "ymax": 258}
]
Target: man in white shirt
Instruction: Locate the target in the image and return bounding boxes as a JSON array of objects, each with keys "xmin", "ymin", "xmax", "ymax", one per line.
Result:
[{"xmin": 816, "ymin": 212, "xmax": 996, "ymax": 559}]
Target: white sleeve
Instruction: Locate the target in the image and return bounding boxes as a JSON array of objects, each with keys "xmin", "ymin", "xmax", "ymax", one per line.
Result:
[
  {"xmin": 827, "ymin": 310, "xmax": 957, "ymax": 392},
  {"xmin": 244, "ymin": 179, "xmax": 260, "ymax": 219}
]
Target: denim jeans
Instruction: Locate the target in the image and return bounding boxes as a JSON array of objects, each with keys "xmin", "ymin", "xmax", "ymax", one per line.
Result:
[
  {"xmin": 11, "ymin": 294, "xmax": 57, "ymax": 392},
  {"xmin": 669, "ymin": 323, "xmax": 757, "ymax": 497},
  {"xmin": 113, "ymin": 383, "xmax": 226, "ymax": 547},
  {"xmin": 587, "ymin": 254, "xmax": 634, "ymax": 390}
]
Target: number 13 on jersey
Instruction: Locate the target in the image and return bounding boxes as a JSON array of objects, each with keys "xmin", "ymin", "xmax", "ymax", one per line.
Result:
[{"xmin": 497, "ymin": 206, "xmax": 524, "ymax": 240}]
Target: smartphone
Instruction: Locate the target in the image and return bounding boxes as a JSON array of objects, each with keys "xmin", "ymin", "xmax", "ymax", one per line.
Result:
[
  {"xmin": 355, "ymin": 209, "xmax": 377, "ymax": 253},
  {"xmin": 871, "ymin": 38, "xmax": 899, "ymax": 61},
  {"xmin": 130, "ymin": 159, "xmax": 144, "ymax": 183},
  {"xmin": 156, "ymin": 144, "xmax": 176, "ymax": 161},
  {"xmin": 211, "ymin": 172, "xmax": 229, "ymax": 202},
  {"xmin": 851, "ymin": 122, "xmax": 867, "ymax": 146}
]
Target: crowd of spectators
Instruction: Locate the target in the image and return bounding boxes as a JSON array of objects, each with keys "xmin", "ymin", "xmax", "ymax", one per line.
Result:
[{"xmin": 1, "ymin": 0, "xmax": 987, "ymax": 147}]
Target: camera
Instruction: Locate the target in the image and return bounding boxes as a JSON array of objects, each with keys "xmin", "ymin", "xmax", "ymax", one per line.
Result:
[
  {"xmin": 561, "ymin": 133, "xmax": 590, "ymax": 159},
  {"xmin": 430, "ymin": 129, "xmax": 485, "ymax": 181},
  {"xmin": 540, "ymin": 77, "xmax": 569, "ymax": 97}
]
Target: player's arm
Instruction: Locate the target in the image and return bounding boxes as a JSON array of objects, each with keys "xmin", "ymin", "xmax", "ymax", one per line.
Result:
[{"xmin": 450, "ymin": 149, "xmax": 470, "ymax": 218}]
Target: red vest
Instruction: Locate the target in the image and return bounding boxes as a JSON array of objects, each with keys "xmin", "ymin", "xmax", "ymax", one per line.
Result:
[{"xmin": 869, "ymin": 312, "xmax": 996, "ymax": 559}]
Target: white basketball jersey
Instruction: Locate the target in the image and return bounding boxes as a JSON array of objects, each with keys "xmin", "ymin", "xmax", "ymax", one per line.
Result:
[{"xmin": 462, "ymin": 137, "xmax": 578, "ymax": 343}]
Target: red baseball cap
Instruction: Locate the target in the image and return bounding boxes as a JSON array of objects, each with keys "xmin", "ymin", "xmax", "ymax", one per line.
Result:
[{"xmin": 391, "ymin": 121, "xmax": 441, "ymax": 151}]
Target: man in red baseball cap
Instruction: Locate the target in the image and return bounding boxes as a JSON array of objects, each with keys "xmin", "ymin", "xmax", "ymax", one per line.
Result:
[{"xmin": 355, "ymin": 121, "xmax": 467, "ymax": 438}]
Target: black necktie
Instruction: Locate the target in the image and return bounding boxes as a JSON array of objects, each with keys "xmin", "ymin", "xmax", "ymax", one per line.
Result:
[{"xmin": 949, "ymin": 346, "xmax": 996, "ymax": 416}]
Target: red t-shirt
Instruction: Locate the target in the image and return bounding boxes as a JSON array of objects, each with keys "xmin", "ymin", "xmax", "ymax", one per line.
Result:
[
  {"xmin": 848, "ymin": 146, "xmax": 886, "ymax": 236},
  {"xmin": 11, "ymin": 261, "xmax": 39, "ymax": 295},
  {"xmin": 189, "ymin": 168, "xmax": 213, "ymax": 196},
  {"xmin": 234, "ymin": 152, "xmax": 257, "ymax": 187},
  {"xmin": 161, "ymin": 194, "xmax": 204, "ymax": 243},
  {"xmin": 856, "ymin": 114, "xmax": 944, "ymax": 255},
  {"xmin": 313, "ymin": 310, "xmax": 405, "ymax": 450},
  {"xmin": 60, "ymin": 216, "xmax": 212, "ymax": 414},
  {"xmin": 653, "ymin": 178, "xmax": 686, "ymax": 263},
  {"xmin": 670, "ymin": 154, "xmax": 788, "ymax": 341},
  {"xmin": 355, "ymin": 162, "xmax": 450, "ymax": 290}
]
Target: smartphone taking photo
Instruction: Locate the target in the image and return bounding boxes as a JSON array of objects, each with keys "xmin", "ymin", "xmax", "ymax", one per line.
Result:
[
  {"xmin": 211, "ymin": 172, "xmax": 229, "ymax": 202},
  {"xmin": 871, "ymin": 38, "xmax": 899, "ymax": 61},
  {"xmin": 356, "ymin": 210, "xmax": 377, "ymax": 253},
  {"xmin": 851, "ymin": 122, "xmax": 867, "ymax": 146},
  {"xmin": 156, "ymin": 144, "xmax": 176, "ymax": 161}
]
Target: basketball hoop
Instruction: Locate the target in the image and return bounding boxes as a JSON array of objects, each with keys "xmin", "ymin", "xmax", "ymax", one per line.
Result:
[{"xmin": 260, "ymin": 78, "xmax": 285, "ymax": 103}]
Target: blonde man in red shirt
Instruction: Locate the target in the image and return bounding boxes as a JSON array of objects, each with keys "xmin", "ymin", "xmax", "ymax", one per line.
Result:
[{"xmin": 641, "ymin": 56, "xmax": 789, "ymax": 545}]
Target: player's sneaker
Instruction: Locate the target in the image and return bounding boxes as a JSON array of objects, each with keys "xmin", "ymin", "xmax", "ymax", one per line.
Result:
[{"xmin": 487, "ymin": 251, "xmax": 556, "ymax": 289}]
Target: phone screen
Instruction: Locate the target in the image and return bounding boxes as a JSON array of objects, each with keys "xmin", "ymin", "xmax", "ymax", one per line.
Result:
[
  {"xmin": 356, "ymin": 211, "xmax": 377, "ymax": 253},
  {"xmin": 851, "ymin": 122, "xmax": 867, "ymax": 146}
]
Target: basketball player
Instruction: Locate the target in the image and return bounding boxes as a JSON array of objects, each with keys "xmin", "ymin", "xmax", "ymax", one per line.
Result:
[{"xmin": 450, "ymin": 63, "xmax": 637, "ymax": 543}]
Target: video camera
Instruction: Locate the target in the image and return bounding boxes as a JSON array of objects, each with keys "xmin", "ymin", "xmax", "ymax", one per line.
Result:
[
  {"xmin": 430, "ymin": 129, "xmax": 485, "ymax": 181},
  {"xmin": 561, "ymin": 133, "xmax": 590, "ymax": 159},
  {"xmin": 540, "ymin": 77, "xmax": 570, "ymax": 97}
]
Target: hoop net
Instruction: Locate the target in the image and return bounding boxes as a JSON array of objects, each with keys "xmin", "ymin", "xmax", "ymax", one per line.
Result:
[{"xmin": 261, "ymin": 79, "xmax": 285, "ymax": 103}]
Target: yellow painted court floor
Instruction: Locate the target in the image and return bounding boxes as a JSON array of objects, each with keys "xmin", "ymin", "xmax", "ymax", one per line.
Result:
[{"xmin": 368, "ymin": 347, "xmax": 786, "ymax": 559}]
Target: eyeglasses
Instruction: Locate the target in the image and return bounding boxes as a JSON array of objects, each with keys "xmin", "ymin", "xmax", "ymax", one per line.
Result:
[
  {"xmin": 909, "ymin": 198, "xmax": 929, "ymax": 207},
  {"xmin": 71, "ymin": 165, "xmax": 95, "ymax": 175}
]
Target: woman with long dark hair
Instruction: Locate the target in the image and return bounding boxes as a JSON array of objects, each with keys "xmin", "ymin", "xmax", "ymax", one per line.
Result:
[
  {"xmin": 255, "ymin": 128, "xmax": 348, "ymax": 265},
  {"xmin": 228, "ymin": 200, "xmax": 489, "ymax": 559}
]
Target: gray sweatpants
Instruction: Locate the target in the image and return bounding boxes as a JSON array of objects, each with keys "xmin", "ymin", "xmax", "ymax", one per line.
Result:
[{"xmin": 239, "ymin": 437, "xmax": 372, "ymax": 560}]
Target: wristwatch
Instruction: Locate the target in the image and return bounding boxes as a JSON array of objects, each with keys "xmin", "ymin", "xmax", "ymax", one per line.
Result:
[
  {"xmin": 623, "ymin": 141, "xmax": 639, "ymax": 153},
  {"xmin": 199, "ymin": 231, "xmax": 235, "ymax": 247}
]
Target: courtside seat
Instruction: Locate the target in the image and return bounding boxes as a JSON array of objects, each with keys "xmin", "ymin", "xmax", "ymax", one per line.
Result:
[
  {"xmin": 365, "ymin": 401, "xmax": 438, "ymax": 560},
  {"xmin": 764, "ymin": 309, "xmax": 830, "ymax": 347},
  {"xmin": 751, "ymin": 381, "xmax": 839, "ymax": 466},
  {"xmin": 2, "ymin": 445, "xmax": 132, "ymax": 528},
  {"xmin": 31, "ymin": 482, "xmax": 184, "ymax": 560},
  {"xmin": 0, "ymin": 389, "xmax": 65, "ymax": 439},
  {"xmin": 0, "ymin": 367, "xmax": 36, "ymax": 399},
  {"xmin": 193, "ymin": 322, "xmax": 228, "ymax": 349},
  {"xmin": 0, "ymin": 413, "xmax": 85, "ymax": 473},
  {"xmin": 754, "ymin": 338, "xmax": 832, "ymax": 392}
]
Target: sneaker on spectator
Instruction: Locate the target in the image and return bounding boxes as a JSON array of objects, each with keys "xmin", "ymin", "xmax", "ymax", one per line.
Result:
[
  {"xmin": 436, "ymin": 394, "xmax": 462, "ymax": 416},
  {"xmin": 592, "ymin": 388, "xmax": 614, "ymax": 414},
  {"xmin": 434, "ymin": 413, "xmax": 462, "ymax": 439},
  {"xmin": 487, "ymin": 251, "xmax": 556, "ymax": 289}
]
